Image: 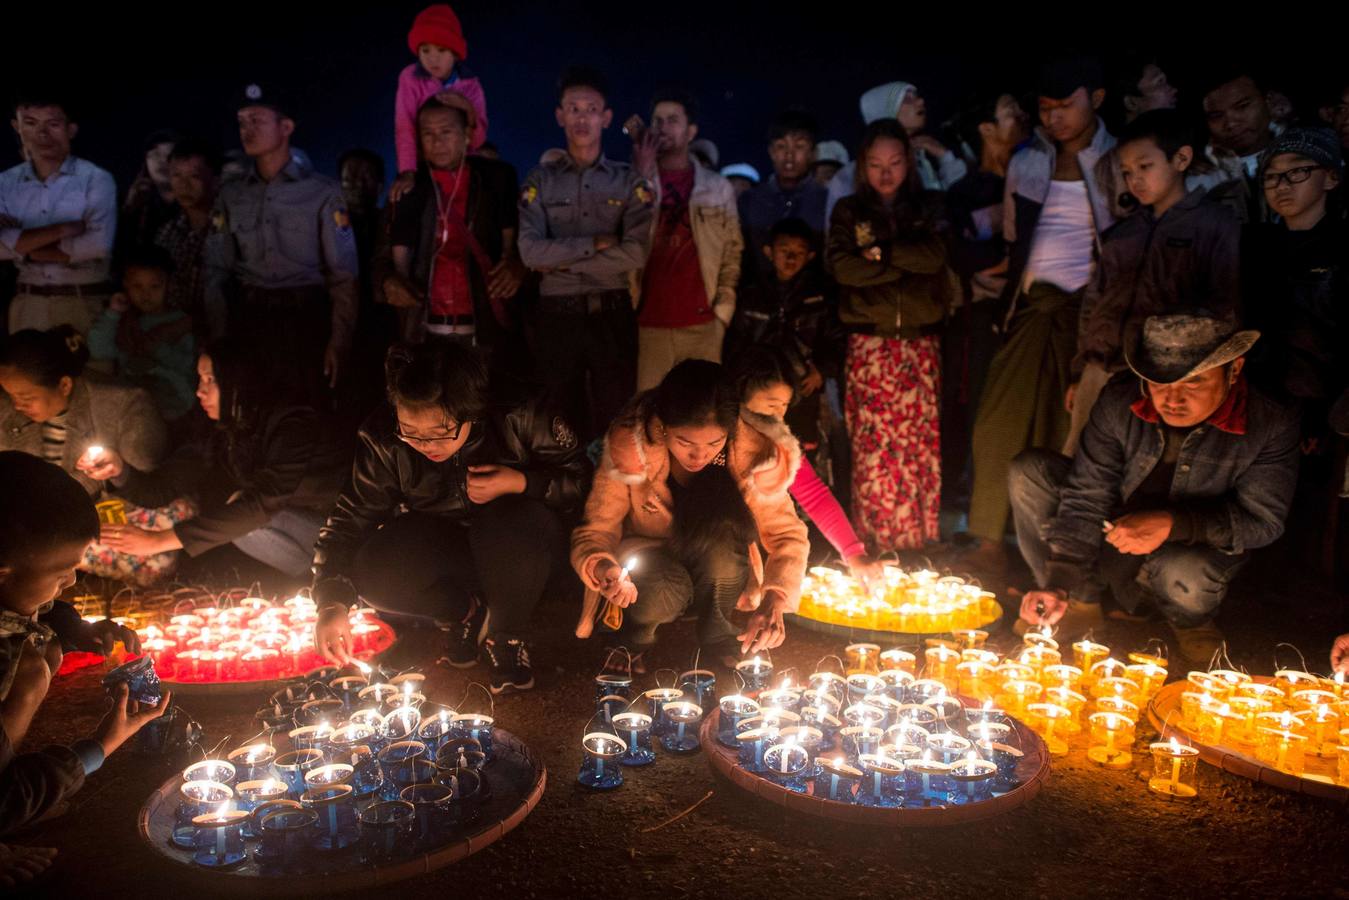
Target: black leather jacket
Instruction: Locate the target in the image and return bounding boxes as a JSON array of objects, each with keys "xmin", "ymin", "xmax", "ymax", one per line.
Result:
[{"xmin": 311, "ymin": 394, "xmax": 589, "ymax": 600}]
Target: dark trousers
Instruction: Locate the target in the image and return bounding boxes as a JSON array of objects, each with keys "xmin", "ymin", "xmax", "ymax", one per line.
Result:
[
  {"xmin": 622, "ymin": 541, "xmax": 749, "ymax": 650},
  {"xmin": 351, "ymin": 496, "xmax": 562, "ymax": 640},
  {"xmin": 527, "ymin": 296, "xmax": 637, "ymax": 442},
  {"xmin": 1008, "ymin": 449, "xmax": 1247, "ymax": 628}
]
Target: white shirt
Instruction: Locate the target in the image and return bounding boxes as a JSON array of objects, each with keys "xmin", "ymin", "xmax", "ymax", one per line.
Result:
[
  {"xmin": 1025, "ymin": 179, "xmax": 1094, "ymax": 293},
  {"xmin": 0, "ymin": 156, "xmax": 117, "ymax": 285}
]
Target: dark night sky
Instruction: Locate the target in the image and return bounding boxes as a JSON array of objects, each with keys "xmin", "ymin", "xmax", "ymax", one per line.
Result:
[{"xmin": 1, "ymin": 5, "xmax": 1340, "ymax": 189}]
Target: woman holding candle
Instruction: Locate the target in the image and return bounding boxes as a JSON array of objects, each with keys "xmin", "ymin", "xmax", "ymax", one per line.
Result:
[
  {"xmin": 0, "ymin": 327, "xmax": 178, "ymax": 586},
  {"xmin": 0, "ymin": 453, "xmax": 170, "ymax": 874},
  {"xmin": 571, "ymin": 359, "xmax": 809, "ymax": 672},
  {"xmin": 89, "ymin": 338, "xmax": 349, "ymax": 579},
  {"xmin": 311, "ymin": 341, "xmax": 587, "ymax": 694}
]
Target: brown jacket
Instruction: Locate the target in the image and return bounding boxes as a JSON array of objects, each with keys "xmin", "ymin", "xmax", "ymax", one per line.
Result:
[{"xmin": 570, "ymin": 411, "xmax": 809, "ymax": 635}]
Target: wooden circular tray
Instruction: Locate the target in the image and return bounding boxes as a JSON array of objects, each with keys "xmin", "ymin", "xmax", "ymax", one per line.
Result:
[
  {"xmin": 1147, "ymin": 678, "xmax": 1348, "ymax": 805},
  {"xmin": 138, "ymin": 729, "xmax": 545, "ymax": 891},
  {"xmin": 700, "ymin": 705, "xmax": 1049, "ymax": 825},
  {"xmin": 159, "ymin": 620, "xmax": 398, "ymax": 697}
]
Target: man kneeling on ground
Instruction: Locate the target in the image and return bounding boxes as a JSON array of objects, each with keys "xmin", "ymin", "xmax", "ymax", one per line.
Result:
[{"xmin": 1009, "ymin": 313, "xmax": 1299, "ymax": 665}]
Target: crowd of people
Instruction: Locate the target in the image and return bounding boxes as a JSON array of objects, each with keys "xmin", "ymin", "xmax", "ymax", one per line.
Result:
[{"xmin": 2, "ymin": 6, "xmax": 1349, "ymax": 874}]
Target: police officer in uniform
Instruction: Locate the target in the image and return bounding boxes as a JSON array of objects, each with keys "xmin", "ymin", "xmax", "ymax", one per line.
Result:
[
  {"xmin": 518, "ymin": 66, "xmax": 654, "ymax": 440},
  {"xmin": 205, "ymin": 84, "xmax": 359, "ymax": 406}
]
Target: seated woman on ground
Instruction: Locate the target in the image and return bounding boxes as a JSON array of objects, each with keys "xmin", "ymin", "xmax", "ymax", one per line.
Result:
[
  {"xmin": 0, "ymin": 327, "xmax": 176, "ymax": 586},
  {"xmin": 84, "ymin": 338, "xmax": 349, "ymax": 582},
  {"xmin": 731, "ymin": 346, "xmax": 882, "ymax": 587},
  {"xmin": 571, "ymin": 359, "xmax": 810, "ymax": 674}
]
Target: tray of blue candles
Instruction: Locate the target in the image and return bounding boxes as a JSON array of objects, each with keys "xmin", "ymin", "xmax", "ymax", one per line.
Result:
[
  {"xmin": 136, "ymin": 668, "xmax": 545, "ymax": 890},
  {"xmin": 698, "ymin": 684, "xmax": 1051, "ymax": 826}
]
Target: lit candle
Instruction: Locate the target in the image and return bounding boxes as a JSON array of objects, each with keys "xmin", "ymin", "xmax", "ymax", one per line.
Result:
[{"xmin": 1148, "ymin": 739, "xmax": 1199, "ymax": 798}]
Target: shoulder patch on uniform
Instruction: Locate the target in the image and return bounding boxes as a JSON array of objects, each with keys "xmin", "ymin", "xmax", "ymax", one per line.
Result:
[
  {"xmin": 606, "ymin": 197, "xmax": 624, "ymax": 206},
  {"xmin": 211, "ymin": 208, "xmax": 228, "ymax": 233},
  {"xmin": 854, "ymin": 221, "xmax": 874, "ymax": 247},
  {"xmin": 520, "ymin": 185, "xmax": 539, "ymax": 207},
  {"xmin": 552, "ymin": 416, "xmax": 577, "ymax": 449},
  {"xmin": 333, "ymin": 208, "xmax": 351, "ymax": 232},
  {"xmin": 633, "ymin": 181, "xmax": 653, "ymax": 207}
]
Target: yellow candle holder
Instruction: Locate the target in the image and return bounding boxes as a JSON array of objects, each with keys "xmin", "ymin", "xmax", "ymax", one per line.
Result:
[
  {"xmin": 1255, "ymin": 710, "xmax": 1309, "ymax": 739},
  {"xmin": 1208, "ymin": 669, "xmax": 1252, "ymax": 697},
  {"xmin": 1180, "ymin": 691, "xmax": 1217, "ymax": 730},
  {"xmin": 1273, "ymin": 669, "xmax": 1319, "ymax": 700},
  {"xmin": 879, "ymin": 648, "xmax": 917, "ymax": 676},
  {"xmin": 1043, "ymin": 687, "xmax": 1087, "ymax": 733},
  {"xmin": 1021, "ymin": 627, "xmax": 1060, "ymax": 651},
  {"xmin": 1325, "ymin": 672, "xmax": 1347, "ymax": 701},
  {"xmin": 950, "ymin": 629, "xmax": 989, "ymax": 650},
  {"xmin": 1225, "ymin": 696, "xmax": 1273, "ymax": 746},
  {"xmin": 1089, "ymin": 658, "xmax": 1128, "ymax": 685},
  {"xmin": 1087, "ymin": 712, "xmax": 1136, "ymax": 768},
  {"xmin": 1018, "ymin": 645, "xmax": 1062, "ymax": 677},
  {"xmin": 1338, "ymin": 744, "xmax": 1349, "ymax": 786},
  {"xmin": 924, "ymin": 646, "xmax": 961, "ymax": 691},
  {"xmin": 845, "ymin": 643, "xmax": 882, "ymax": 676},
  {"xmin": 1186, "ymin": 671, "xmax": 1227, "ymax": 699},
  {"xmin": 1305, "ymin": 706, "xmax": 1340, "ymax": 758},
  {"xmin": 1127, "ymin": 649, "xmax": 1168, "ymax": 670},
  {"xmin": 1124, "ymin": 663, "xmax": 1168, "ymax": 699},
  {"xmin": 1290, "ymin": 689, "xmax": 1338, "ymax": 715},
  {"xmin": 1041, "ymin": 664, "xmax": 1083, "ymax": 692},
  {"xmin": 1095, "ymin": 695, "xmax": 1140, "ymax": 722},
  {"xmin": 1073, "ymin": 641, "xmax": 1110, "ymax": 681},
  {"xmin": 1026, "ymin": 702, "xmax": 1071, "ymax": 756},
  {"xmin": 960, "ymin": 648, "xmax": 1000, "ymax": 666},
  {"xmin": 995, "ymin": 662, "xmax": 1036, "ymax": 687},
  {"xmin": 1148, "ymin": 740, "xmax": 1199, "ymax": 798},
  {"xmin": 1234, "ymin": 681, "xmax": 1286, "ymax": 710},
  {"xmin": 1195, "ymin": 704, "xmax": 1241, "ymax": 746},
  {"xmin": 956, "ymin": 661, "xmax": 995, "ymax": 701},
  {"xmin": 1255, "ymin": 726, "xmax": 1307, "ymax": 775},
  {"xmin": 996, "ymin": 680, "xmax": 1043, "ymax": 719},
  {"xmin": 1091, "ymin": 676, "xmax": 1143, "ymax": 708}
]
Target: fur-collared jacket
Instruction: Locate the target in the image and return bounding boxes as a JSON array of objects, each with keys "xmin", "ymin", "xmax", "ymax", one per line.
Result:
[{"xmin": 570, "ymin": 410, "xmax": 809, "ymax": 634}]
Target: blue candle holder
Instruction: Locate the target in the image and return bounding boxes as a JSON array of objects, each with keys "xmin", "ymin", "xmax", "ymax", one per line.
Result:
[
  {"xmin": 435, "ymin": 737, "xmax": 484, "ymax": 771},
  {"xmin": 287, "ymin": 725, "xmax": 332, "ymax": 757},
  {"xmin": 908, "ymin": 679, "xmax": 949, "ymax": 706},
  {"xmin": 380, "ymin": 707, "xmax": 422, "ymax": 745},
  {"xmin": 173, "ymin": 780, "xmax": 234, "ymax": 849},
  {"xmin": 272, "ymin": 749, "xmax": 324, "ymax": 799},
  {"xmin": 330, "ymin": 675, "xmax": 368, "ymax": 710},
  {"xmin": 779, "ymin": 726, "xmax": 824, "ymax": 776},
  {"xmin": 839, "ymin": 725, "xmax": 883, "ymax": 765},
  {"xmin": 924, "ymin": 697, "xmax": 965, "ymax": 734},
  {"xmin": 102, "ymin": 655, "xmax": 162, "ymax": 705},
  {"xmin": 902, "ymin": 757, "xmax": 953, "ymax": 807},
  {"xmin": 807, "ymin": 671, "xmax": 847, "ymax": 705},
  {"xmin": 235, "ymin": 778, "xmax": 288, "ymax": 825},
  {"xmin": 296, "ymin": 698, "xmax": 344, "ymax": 727},
  {"xmin": 612, "ymin": 712, "xmax": 656, "ymax": 766},
  {"xmin": 401, "ymin": 782, "xmax": 455, "ymax": 846},
  {"xmin": 927, "ymin": 732, "xmax": 974, "ymax": 765},
  {"xmin": 862, "ymin": 694, "xmax": 903, "ymax": 730},
  {"xmin": 245, "ymin": 798, "xmax": 299, "ymax": 841},
  {"xmin": 644, "ymin": 688, "xmax": 685, "ymax": 737},
  {"xmin": 980, "ymin": 741, "xmax": 1024, "ymax": 793},
  {"xmin": 577, "ymin": 732, "xmax": 626, "ymax": 789},
  {"xmin": 376, "ymin": 741, "xmax": 427, "ymax": 800},
  {"xmin": 896, "ymin": 704, "xmax": 940, "ymax": 733},
  {"xmin": 843, "ymin": 702, "xmax": 887, "ymax": 732},
  {"xmin": 878, "ymin": 668, "xmax": 915, "ymax": 703},
  {"xmin": 845, "ymin": 674, "xmax": 885, "ymax": 706},
  {"xmin": 798, "ymin": 706, "xmax": 842, "ymax": 752},
  {"xmin": 183, "ymin": 759, "xmax": 237, "ymax": 787},
  {"xmin": 594, "ymin": 672, "xmax": 633, "ymax": 702},
  {"xmin": 450, "ymin": 714, "xmax": 495, "ymax": 760},
  {"xmin": 886, "ymin": 721, "xmax": 932, "ymax": 750},
  {"xmin": 758, "ymin": 687, "xmax": 802, "ymax": 715},
  {"xmin": 328, "ymin": 723, "xmax": 378, "ymax": 761},
  {"xmin": 596, "ymin": 694, "xmax": 628, "ymax": 724},
  {"xmin": 856, "ymin": 754, "xmax": 906, "ymax": 808},
  {"xmin": 226, "ymin": 744, "xmax": 277, "ymax": 782},
  {"xmin": 385, "ymin": 756, "xmax": 438, "ymax": 803},
  {"xmin": 678, "ymin": 669, "xmax": 717, "ymax": 713},
  {"xmin": 255, "ymin": 807, "xmax": 318, "ymax": 867},
  {"xmin": 344, "ymin": 746, "xmax": 384, "ymax": 800},
  {"xmin": 301, "ymin": 784, "xmax": 360, "ymax": 850},
  {"xmin": 435, "ymin": 766, "xmax": 483, "ymax": 826},
  {"xmin": 762, "ymin": 740, "xmax": 810, "ymax": 793},
  {"xmin": 812, "ymin": 758, "xmax": 861, "ymax": 803},
  {"xmin": 949, "ymin": 757, "xmax": 997, "ymax": 804},
  {"xmin": 658, "ymin": 702, "xmax": 702, "ymax": 754},
  {"xmin": 717, "ymin": 695, "xmax": 761, "ymax": 748},
  {"xmin": 416, "ymin": 709, "xmax": 457, "ymax": 756},
  {"xmin": 736, "ymin": 726, "xmax": 777, "ymax": 773},
  {"xmin": 359, "ymin": 800, "xmax": 415, "ymax": 864},
  {"xmin": 735, "ymin": 657, "xmax": 774, "ymax": 694},
  {"xmin": 192, "ymin": 809, "xmax": 248, "ymax": 867}
]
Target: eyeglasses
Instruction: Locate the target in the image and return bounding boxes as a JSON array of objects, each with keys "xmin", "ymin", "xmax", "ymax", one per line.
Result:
[
  {"xmin": 1261, "ymin": 165, "xmax": 1323, "ymax": 189},
  {"xmin": 396, "ymin": 418, "xmax": 468, "ymax": 446}
]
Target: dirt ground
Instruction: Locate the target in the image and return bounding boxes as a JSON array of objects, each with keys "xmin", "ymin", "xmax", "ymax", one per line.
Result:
[{"xmin": 11, "ymin": 546, "xmax": 1349, "ymax": 900}]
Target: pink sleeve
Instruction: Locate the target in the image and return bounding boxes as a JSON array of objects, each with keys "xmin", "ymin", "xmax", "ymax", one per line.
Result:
[
  {"xmin": 788, "ymin": 456, "xmax": 866, "ymax": 559},
  {"xmin": 394, "ymin": 66, "xmax": 422, "ymax": 174},
  {"xmin": 447, "ymin": 76, "xmax": 489, "ymax": 151}
]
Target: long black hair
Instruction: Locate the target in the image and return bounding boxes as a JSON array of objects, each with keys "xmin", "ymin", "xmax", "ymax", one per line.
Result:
[{"xmin": 0, "ymin": 326, "xmax": 88, "ymax": 388}]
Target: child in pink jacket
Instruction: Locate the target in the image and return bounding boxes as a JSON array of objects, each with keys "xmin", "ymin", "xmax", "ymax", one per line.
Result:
[{"xmin": 392, "ymin": 4, "xmax": 489, "ymax": 199}]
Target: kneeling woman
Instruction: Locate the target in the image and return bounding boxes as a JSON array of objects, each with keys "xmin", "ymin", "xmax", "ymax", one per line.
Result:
[
  {"xmin": 310, "ymin": 343, "xmax": 587, "ymax": 694},
  {"xmin": 572, "ymin": 360, "xmax": 809, "ymax": 672},
  {"xmin": 91, "ymin": 338, "xmax": 348, "ymax": 578}
]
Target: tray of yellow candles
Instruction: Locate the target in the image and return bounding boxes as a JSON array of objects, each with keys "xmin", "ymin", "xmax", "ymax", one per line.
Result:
[
  {"xmin": 790, "ymin": 566, "xmax": 1004, "ymax": 641},
  {"xmin": 1147, "ymin": 665, "xmax": 1349, "ymax": 803},
  {"xmin": 137, "ymin": 672, "xmax": 546, "ymax": 890}
]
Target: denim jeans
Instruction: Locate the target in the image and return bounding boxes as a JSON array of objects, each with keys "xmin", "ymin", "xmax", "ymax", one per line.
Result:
[
  {"xmin": 232, "ymin": 508, "xmax": 326, "ymax": 577},
  {"xmin": 1008, "ymin": 449, "xmax": 1247, "ymax": 628},
  {"xmin": 622, "ymin": 541, "xmax": 749, "ymax": 650}
]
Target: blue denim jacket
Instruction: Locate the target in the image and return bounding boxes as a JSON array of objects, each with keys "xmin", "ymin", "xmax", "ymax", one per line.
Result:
[{"xmin": 1045, "ymin": 377, "xmax": 1300, "ymax": 580}]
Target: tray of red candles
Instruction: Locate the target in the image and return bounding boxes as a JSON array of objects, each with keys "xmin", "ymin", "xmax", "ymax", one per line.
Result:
[
  {"xmin": 135, "ymin": 595, "xmax": 397, "ymax": 695},
  {"xmin": 1147, "ymin": 673, "xmax": 1349, "ymax": 804},
  {"xmin": 699, "ymin": 696, "xmax": 1050, "ymax": 826}
]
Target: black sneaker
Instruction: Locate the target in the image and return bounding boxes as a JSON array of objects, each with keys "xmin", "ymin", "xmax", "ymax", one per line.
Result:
[
  {"xmin": 484, "ymin": 639, "xmax": 535, "ymax": 694},
  {"xmin": 438, "ymin": 598, "xmax": 489, "ymax": 669}
]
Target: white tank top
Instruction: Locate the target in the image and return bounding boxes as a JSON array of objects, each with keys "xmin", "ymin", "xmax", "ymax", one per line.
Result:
[{"xmin": 1025, "ymin": 179, "xmax": 1094, "ymax": 293}]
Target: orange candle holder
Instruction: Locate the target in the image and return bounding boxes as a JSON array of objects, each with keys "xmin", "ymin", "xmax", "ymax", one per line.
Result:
[
  {"xmin": 1087, "ymin": 711, "xmax": 1135, "ymax": 768},
  {"xmin": 1255, "ymin": 726, "xmax": 1307, "ymax": 775},
  {"xmin": 1148, "ymin": 740, "xmax": 1199, "ymax": 798}
]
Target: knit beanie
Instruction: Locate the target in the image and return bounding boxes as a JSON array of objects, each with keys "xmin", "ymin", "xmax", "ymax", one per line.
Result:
[{"xmin": 408, "ymin": 4, "xmax": 468, "ymax": 60}]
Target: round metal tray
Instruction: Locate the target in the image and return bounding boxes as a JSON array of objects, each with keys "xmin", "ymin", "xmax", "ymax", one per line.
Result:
[
  {"xmin": 700, "ymin": 705, "xmax": 1049, "ymax": 825},
  {"xmin": 137, "ymin": 729, "xmax": 546, "ymax": 891}
]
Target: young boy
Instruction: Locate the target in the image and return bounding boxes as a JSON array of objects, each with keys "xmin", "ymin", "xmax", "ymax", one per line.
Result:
[
  {"xmin": 1071, "ymin": 108, "xmax": 1241, "ymax": 441},
  {"xmin": 391, "ymin": 3, "xmax": 489, "ymax": 200},
  {"xmin": 0, "ymin": 452, "xmax": 168, "ymax": 879},
  {"xmin": 738, "ymin": 110, "xmax": 828, "ymax": 284},
  {"xmin": 724, "ymin": 217, "xmax": 844, "ymax": 455},
  {"xmin": 89, "ymin": 247, "xmax": 196, "ymax": 422}
]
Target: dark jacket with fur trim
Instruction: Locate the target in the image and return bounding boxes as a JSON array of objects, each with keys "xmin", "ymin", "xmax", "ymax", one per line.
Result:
[{"xmin": 570, "ymin": 409, "xmax": 809, "ymax": 610}]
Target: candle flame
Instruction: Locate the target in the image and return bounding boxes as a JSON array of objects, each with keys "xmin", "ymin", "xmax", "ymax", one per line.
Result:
[
  {"xmin": 1169, "ymin": 737, "xmax": 1183, "ymax": 753},
  {"xmin": 355, "ymin": 661, "xmax": 372, "ymax": 675},
  {"xmin": 214, "ymin": 800, "xmax": 231, "ymax": 821}
]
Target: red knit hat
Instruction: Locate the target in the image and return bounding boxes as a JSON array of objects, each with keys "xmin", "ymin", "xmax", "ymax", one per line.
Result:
[{"xmin": 407, "ymin": 4, "xmax": 468, "ymax": 60}]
